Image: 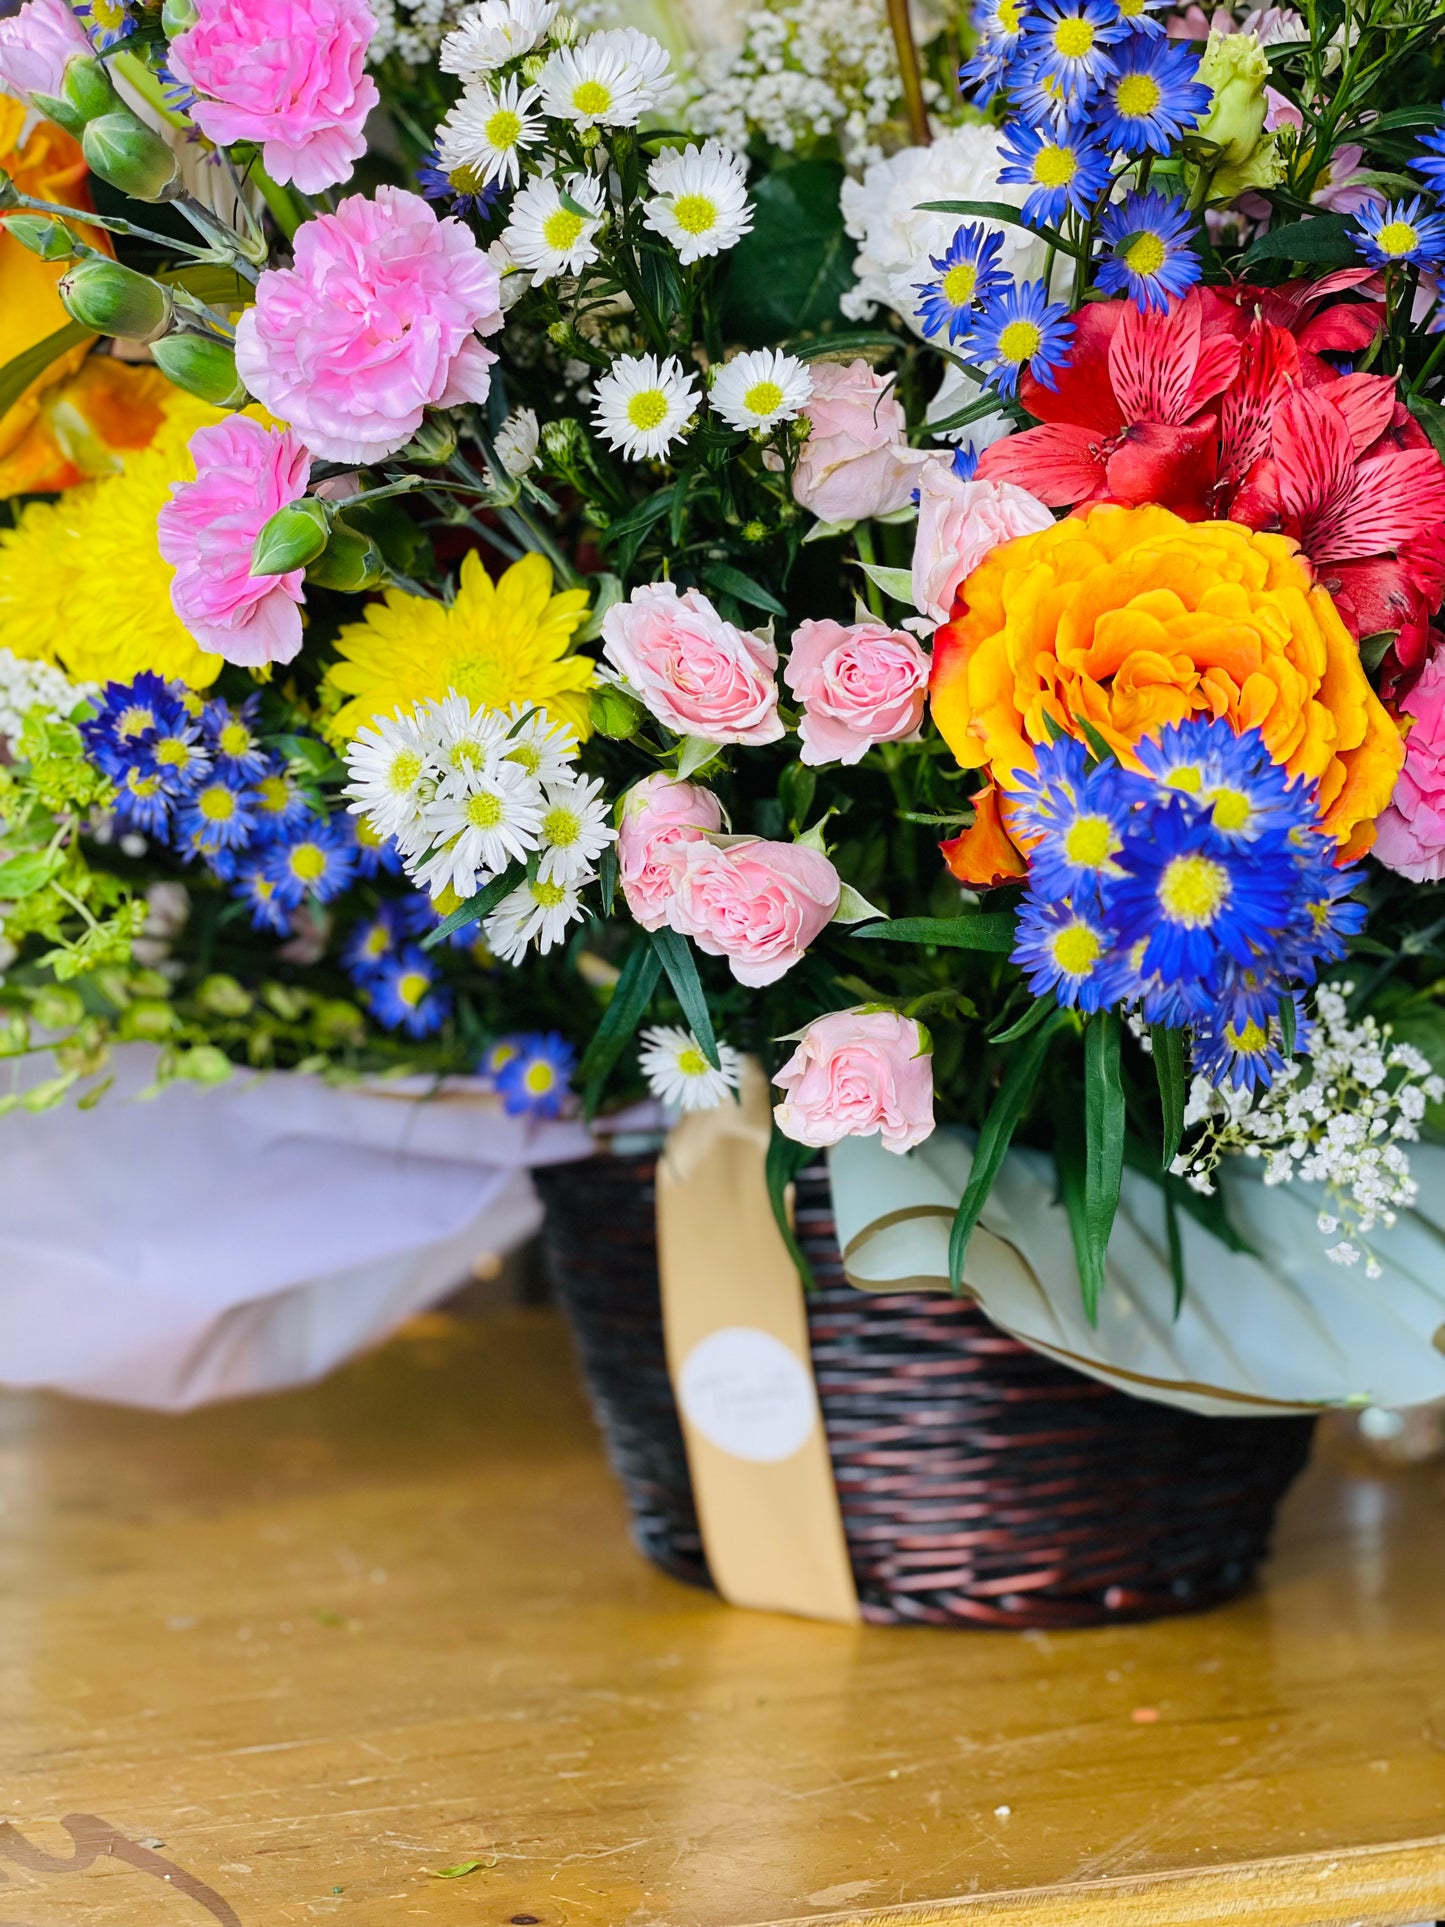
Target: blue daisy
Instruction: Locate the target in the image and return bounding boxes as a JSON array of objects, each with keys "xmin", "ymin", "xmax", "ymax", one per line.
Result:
[
  {"xmin": 1126, "ymin": 721, "xmax": 1303, "ymax": 845},
  {"xmin": 368, "ymin": 946, "xmax": 454, "ymax": 1039},
  {"xmin": 1089, "ymin": 35, "xmax": 1210, "ymax": 154},
  {"xmin": 81, "ymin": 673, "xmax": 185, "ymax": 778},
  {"xmin": 348, "ymin": 814, "xmax": 405, "ymax": 878},
  {"xmin": 175, "ymin": 773, "xmax": 256, "ymax": 858},
  {"xmin": 959, "ymin": 0, "xmax": 1031, "ymax": 103},
  {"xmin": 999, "ymin": 119, "xmax": 1113, "ymax": 227},
  {"xmin": 418, "ymin": 147, "xmax": 503, "ymax": 220},
  {"xmin": 202, "ymin": 696, "xmax": 270, "ymax": 782},
  {"xmin": 1190, "ymin": 1004, "xmax": 1303, "ymax": 1094},
  {"xmin": 1009, "ymin": 60, "xmax": 1099, "ymax": 132},
  {"xmin": 342, "ymin": 897, "xmax": 433, "ymax": 983},
  {"xmin": 914, "ymin": 223, "xmax": 1009, "ymax": 344},
  {"xmin": 1021, "ymin": 0, "xmax": 1127, "ymax": 93},
  {"xmin": 1021, "ymin": 759, "xmax": 1131, "ymax": 910},
  {"xmin": 1109, "ymin": 814, "xmax": 1297, "ymax": 985},
  {"xmin": 73, "ymin": 0, "xmax": 134, "ymax": 50},
  {"xmin": 971, "ymin": 278, "xmax": 1076, "ymax": 398},
  {"xmin": 111, "ymin": 760, "xmax": 174, "ymax": 839},
  {"xmin": 1011, "ymin": 899, "xmax": 1124, "ymax": 1012},
  {"xmin": 249, "ymin": 761, "xmax": 313, "ymax": 840},
  {"xmin": 491, "ymin": 1032, "xmax": 578, "ymax": 1119},
  {"xmin": 1095, "ymin": 189, "xmax": 1201, "ymax": 312},
  {"xmin": 1111, "ymin": 0, "xmax": 1168, "ymax": 34},
  {"xmin": 231, "ymin": 859, "xmax": 294, "ymax": 937},
  {"xmin": 1352, "ymin": 195, "xmax": 1445, "ymax": 271},
  {"xmin": 1284, "ymin": 846, "xmax": 1368, "ymax": 975},
  {"xmin": 1010, "ymin": 734, "xmax": 1092, "ymax": 840},
  {"xmin": 1411, "ymin": 115, "xmax": 1445, "ymax": 195},
  {"xmin": 263, "ymin": 814, "xmax": 358, "ymax": 910}
]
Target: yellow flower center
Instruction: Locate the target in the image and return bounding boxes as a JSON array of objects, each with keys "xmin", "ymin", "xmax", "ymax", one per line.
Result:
[
  {"xmin": 197, "ymin": 785, "xmax": 236, "ymax": 822},
  {"xmin": 542, "ymin": 207, "xmax": 586, "ymax": 253},
  {"xmin": 941, "ymin": 261, "xmax": 978, "ymax": 307},
  {"xmin": 155, "ymin": 738, "xmax": 189, "ymax": 768},
  {"xmin": 532, "ymin": 878, "xmax": 568, "ymax": 908},
  {"xmin": 998, "ymin": 0, "xmax": 1024, "ymax": 28},
  {"xmin": 449, "ymin": 162, "xmax": 488, "ymax": 195},
  {"xmin": 1033, "ymin": 143, "xmax": 1077, "ymax": 187},
  {"xmin": 449, "ymin": 735, "xmax": 489, "ymax": 770},
  {"xmin": 741, "ymin": 378, "xmax": 785, "ymax": 416},
  {"xmin": 465, "ymin": 790, "xmax": 505, "ymax": 830},
  {"xmin": 524, "ymin": 1061, "xmax": 557, "ymax": 1093},
  {"xmin": 219, "ymin": 721, "xmax": 253, "ymax": 758},
  {"xmin": 117, "ymin": 703, "xmax": 155, "ymax": 740},
  {"xmin": 388, "ymin": 750, "xmax": 422, "ymax": 792},
  {"xmin": 570, "ymin": 78, "xmax": 612, "ymax": 116},
  {"xmin": 542, "ymin": 803, "xmax": 581, "ymax": 847},
  {"xmin": 508, "ymin": 742, "xmax": 542, "ymax": 774},
  {"xmin": 363, "ymin": 926, "xmax": 390, "ymax": 959},
  {"xmin": 1051, "ymin": 923, "xmax": 1102, "ymax": 976},
  {"xmin": 254, "ymin": 774, "xmax": 286, "ymax": 811},
  {"xmin": 491, "ymin": 1041, "xmax": 520, "ymax": 1070},
  {"xmin": 356, "ymin": 816, "xmax": 385, "ymax": 850},
  {"xmin": 1115, "ymin": 72, "xmax": 1162, "ymax": 117},
  {"xmin": 1063, "ymin": 814, "xmax": 1116, "ymax": 867},
  {"xmin": 1165, "ymin": 764, "xmax": 1202, "ymax": 793},
  {"xmin": 93, "ymin": 0, "xmax": 127, "ymax": 25},
  {"xmin": 1224, "ymin": 1018, "xmax": 1269, "ymax": 1053},
  {"xmin": 997, "ymin": 318, "xmax": 1043, "ymax": 363},
  {"xmin": 1158, "ymin": 852, "xmax": 1230, "ymax": 925},
  {"xmin": 398, "ymin": 970, "xmax": 429, "ymax": 1008},
  {"xmin": 678, "ymin": 1046, "xmax": 709, "ymax": 1076},
  {"xmin": 1374, "ymin": 220, "xmax": 1420, "ymax": 257},
  {"xmin": 1124, "ymin": 231, "xmax": 1167, "ymax": 276},
  {"xmin": 1209, "ymin": 787, "xmax": 1252, "ymax": 832},
  {"xmin": 127, "ymin": 770, "xmax": 162, "ymax": 799},
  {"xmin": 1054, "ymin": 16, "xmax": 1095, "ymax": 56},
  {"xmin": 672, "ymin": 193, "xmax": 718, "ymax": 235},
  {"xmin": 485, "ymin": 108, "xmax": 523, "ymax": 150},
  {"xmin": 627, "ymin": 387, "xmax": 670, "ymax": 431},
  {"xmin": 289, "ymin": 842, "xmax": 327, "ymax": 881}
]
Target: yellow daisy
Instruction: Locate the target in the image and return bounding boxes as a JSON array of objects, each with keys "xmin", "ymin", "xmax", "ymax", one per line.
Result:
[{"xmin": 324, "ymin": 550, "xmax": 594, "ymax": 741}]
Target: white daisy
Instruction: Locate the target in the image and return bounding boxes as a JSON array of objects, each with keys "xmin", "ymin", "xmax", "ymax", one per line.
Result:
[
  {"xmin": 593, "ymin": 352, "xmax": 699, "ymax": 461},
  {"xmin": 502, "ymin": 171, "xmax": 605, "ymax": 279},
  {"xmin": 536, "ymin": 773, "xmax": 616, "ymax": 884},
  {"xmin": 440, "ymin": 0, "xmax": 557, "ymax": 78},
  {"xmin": 643, "ymin": 140, "xmax": 753, "ymax": 265},
  {"xmin": 343, "ymin": 708, "xmax": 438, "ymax": 843},
  {"xmin": 584, "ymin": 27, "xmax": 673, "ymax": 116},
  {"xmin": 415, "ymin": 759, "xmax": 545, "ymax": 901},
  {"xmin": 710, "ymin": 348, "xmax": 813, "ymax": 432},
  {"xmin": 500, "ymin": 702, "xmax": 579, "ymax": 783},
  {"xmin": 488, "ymin": 235, "xmax": 532, "ymax": 310},
  {"xmin": 423, "ymin": 691, "xmax": 509, "ymax": 788},
  {"xmin": 437, "ymin": 75, "xmax": 544, "ymax": 192},
  {"xmin": 538, "ymin": 36, "xmax": 646, "ymax": 128},
  {"xmin": 638, "ymin": 1025, "xmax": 741, "ymax": 1112},
  {"xmin": 484, "ymin": 870, "xmax": 592, "ymax": 962},
  {"xmin": 487, "ymin": 408, "xmax": 541, "ymax": 487}
]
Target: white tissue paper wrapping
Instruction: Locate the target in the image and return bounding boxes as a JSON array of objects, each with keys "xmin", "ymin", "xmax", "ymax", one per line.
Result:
[
  {"xmin": 829, "ymin": 1131, "xmax": 1445, "ymax": 1418},
  {"xmin": 0, "ymin": 1047, "xmax": 651, "ymax": 1411}
]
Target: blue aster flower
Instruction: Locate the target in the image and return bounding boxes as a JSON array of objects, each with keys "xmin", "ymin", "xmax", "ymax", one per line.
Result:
[
  {"xmin": 1018, "ymin": 753, "xmax": 1131, "ymax": 909},
  {"xmin": 342, "ymin": 897, "xmax": 433, "ymax": 983},
  {"xmin": 202, "ymin": 696, "xmax": 270, "ymax": 782},
  {"xmin": 81, "ymin": 673, "xmax": 185, "ymax": 779},
  {"xmin": 368, "ymin": 946, "xmax": 453, "ymax": 1039},
  {"xmin": 960, "ymin": 0, "xmax": 1032, "ymax": 104},
  {"xmin": 1012, "ymin": 898, "xmax": 1124, "ymax": 1011},
  {"xmin": 73, "ymin": 0, "xmax": 135, "ymax": 50},
  {"xmin": 951, "ymin": 444, "xmax": 981, "ymax": 481},
  {"xmin": 1021, "ymin": 0, "xmax": 1127, "ymax": 93},
  {"xmin": 175, "ymin": 773, "xmax": 256, "ymax": 858},
  {"xmin": 249, "ymin": 761, "xmax": 313, "ymax": 840},
  {"xmin": 110, "ymin": 760, "xmax": 174, "ymax": 838},
  {"xmin": 1009, "ymin": 60, "xmax": 1099, "ymax": 132},
  {"xmin": 1126, "ymin": 721, "xmax": 1303, "ymax": 845},
  {"xmin": 1411, "ymin": 115, "xmax": 1445, "ymax": 194},
  {"xmin": 1284, "ymin": 845, "xmax": 1368, "ymax": 976},
  {"xmin": 418, "ymin": 148, "xmax": 503, "ymax": 220},
  {"xmin": 999, "ymin": 119, "xmax": 1113, "ymax": 227},
  {"xmin": 1111, "ymin": 0, "xmax": 1167, "ymax": 33},
  {"xmin": 972, "ymin": 278, "xmax": 1076, "ymax": 397},
  {"xmin": 263, "ymin": 814, "xmax": 358, "ymax": 910},
  {"xmin": 1109, "ymin": 813, "xmax": 1297, "ymax": 985},
  {"xmin": 914, "ymin": 223, "xmax": 1009, "ymax": 345},
  {"xmin": 231, "ymin": 858, "xmax": 294, "ymax": 937},
  {"xmin": 349, "ymin": 814, "xmax": 405, "ymax": 878},
  {"xmin": 1095, "ymin": 190, "xmax": 1201, "ymax": 312},
  {"xmin": 1089, "ymin": 34, "xmax": 1210, "ymax": 154},
  {"xmin": 1352, "ymin": 196, "xmax": 1445, "ymax": 271},
  {"xmin": 1190, "ymin": 1002, "xmax": 1306, "ymax": 1094},
  {"xmin": 491, "ymin": 1032, "xmax": 577, "ymax": 1119}
]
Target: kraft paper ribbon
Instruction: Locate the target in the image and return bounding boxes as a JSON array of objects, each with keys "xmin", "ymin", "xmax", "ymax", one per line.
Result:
[{"xmin": 655, "ymin": 1060, "xmax": 860, "ymax": 1625}]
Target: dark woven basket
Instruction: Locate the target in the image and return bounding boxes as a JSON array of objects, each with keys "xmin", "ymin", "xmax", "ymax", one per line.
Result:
[{"xmin": 535, "ymin": 1151, "xmax": 1316, "ymax": 1628}]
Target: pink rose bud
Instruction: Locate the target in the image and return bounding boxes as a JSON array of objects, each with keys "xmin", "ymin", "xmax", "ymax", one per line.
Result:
[
  {"xmin": 785, "ymin": 617, "xmax": 930, "ymax": 767},
  {"xmin": 666, "ymin": 838, "xmax": 840, "ymax": 987},
  {"xmin": 601, "ymin": 581, "xmax": 783, "ymax": 745},
  {"xmin": 773, "ymin": 1009, "xmax": 935, "ymax": 1155},
  {"xmin": 789, "ymin": 359, "xmax": 929, "ymax": 524},
  {"xmin": 911, "ymin": 459, "xmax": 1054, "ymax": 629},
  {"xmin": 618, "ymin": 772, "xmax": 724, "ymax": 931},
  {"xmin": 234, "ymin": 186, "xmax": 503, "ymax": 466},
  {"xmin": 0, "ymin": 0, "xmax": 90, "ymax": 104},
  {"xmin": 1373, "ymin": 653, "xmax": 1445, "ymax": 881},
  {"xmin": 169, "ymin": 0, "xmax": 379, "ymax": 195},
  {"xmin": 157, "ymin": 417, "xmax": 312, "ymax": 668}
]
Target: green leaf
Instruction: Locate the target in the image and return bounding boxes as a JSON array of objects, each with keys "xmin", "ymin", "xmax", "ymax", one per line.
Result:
[
  {"xmin": 272, "ymin": 734, "xmax": 344, "ymax": 781},
  {"xmin": 578, "ymin": 942, "xmax": 662, "ymax": 1116},
  {"xmin": 832, "ymin": 881, "xmax": 886, "ymax": 924},
  {"xmin": 786, "ymin": 330, "xmax": 900, "ymax": 362},
  {"xmin": 702, "ymin": 562, "xmax": 786, "ymax": 618},
  {"xmin": 425, "ymin": 1861, "xmax": 493, "ymax": 1879},
  {"xmin": 650, "ymin": 926, "xmax": 719, "ymax": 1069},
  {"xmin": 1150, "ymin": 1023, "xmax": 1187, "ymax": 1172},
  {"xmin": 598, "ymin": 842, "xmax": 618, "ymax": 918},
  {"xmin": 157, "ymin": 261, "xmax": 255, "ymax": 308},
  {"xmin": 0, "ymin": 321, "xmax": 89, "ymax": 421},
  {"xmin": 914, "ymin": 198, "xmax": 1077, "ymax": 258},
  {"xmin": 420, "ymin": 865, "xmax": 523, "ymax": 950},
  {"xmin": 923, "ymin": 390, "xmax": 1024, "ymax": 438},
  {"xmin": 1078, "ymin": 1011, "xmax": 1125, "ymax": 1326},
  {"xmin": 0, "ymin": 849, "xmax": 65, "ymax": 900},
  {"xmin": 1407, "ymin": 391, "xmax": 1445, "ymax": 464},
  {"xmin": 857, "ymin": 560, "xmax": 916, "ymax": 603},
  {"xmin": 852, "ymin": 913, "xmax": 1016, "ymax": 953},
  {"xmin": 990, "ymin": 995, "xmax": 1055, "ymax": 1045},
  {"xmin": 765, "ymin": 1123, "xmax": 815, "ymax": 1288},
  {"xmin": 949, "ymin": 1011, "xmax": 1066, "ymax": 1291},
  {"xmin": 1239, "ymin": 212, "xmax": 1356, "ymax": 270},
  {"xmin": 1165, "ymin": 1187, "xmax": 1186, "ymax": 1318},
  {"xmin": 718, "ymin": 160, "xmax": 854, "ymax": 345},
  {"xmin": 1279, "ymin": 993, "xmax": 1297, "ymax": 1059}
]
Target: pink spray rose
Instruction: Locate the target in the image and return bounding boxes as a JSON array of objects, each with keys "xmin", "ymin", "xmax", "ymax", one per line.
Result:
[
  {"xmin": 911, "ymin": 460, "xmax": 1054, "ymax": 629},
  {"xmin": 617, "ymin": 773, "xmax": 725, "ymax": 931},
  {"xmin": 789, "ymin": 360, "xmax": 929, "ymax": 524},
  {"xmin": 785, "ymin": 618, "xmax": 929, "ymax": 767},
  {"xmin": 157, "ymin": 417, "xmax": 312, "ymax": 668},
  {"xmin": 0, "ymin": 0, "xmax": 89, "ymax": 101},
  {"xmin": 602, "ymin": 581, "xmax": 783, "ymax": 745},
  {"xmin": 666, "ymin": 838, "xmax": 840, "ymax": 986},
  {"xmin": 773, "ymin": 1009, "xmax": 935, "ymax": 1155},
  {"xmin": 234, "ymin": 186, "xmax": 503, "ymax": 465},
  {"xmin": 169, "ymin": 0, "xmax": 379, "ymax": 194},
  {"xmin": 1372, "ymin": 656, "xmax": 1445, "ymax": 881}
]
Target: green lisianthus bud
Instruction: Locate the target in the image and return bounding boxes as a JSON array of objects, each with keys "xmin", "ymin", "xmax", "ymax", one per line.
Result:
[
  {"xmin": 590, "ymin": 684, "xmax": 644, "ymax": 741},
  {"xmin": 252, "ymin": 498, "xmax": 330, "ymax": 577},
  {"xmin": 62, "ymin": 53, "xmax": 120, "ymax": 122},
  {"xmin": 4, "ymin": 214, "xmax": 78, "ymax": 262},
  {"xmin": 305, "ymin": 515, "xmax": 385, "ymax": 592},
  {"xmin": 82, "ymin": 111, "xmax": 182, "ymax": 203},
  {"xmin": 1192, "ymin": 30, "xmax": 1284, "ymax": 198},
  {"xmin": 59, "ymin": 256, "xmax": 174, "ymax": 342},
  {"xmin": 150, "ymin": 332, "xmax": 248, "ymax": 407},
  {"xmin": 161, "ymin": 0, "xmax": 200, "ymax": 31}
]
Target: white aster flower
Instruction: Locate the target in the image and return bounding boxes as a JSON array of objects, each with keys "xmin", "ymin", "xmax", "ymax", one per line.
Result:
[
  {"xmin": 593, "ymin": 352, "xmax": 699, "ymax": 460},
  {"xmin": 536, "ymin": 773, "xmax": 616, "ymax": 884},
  {"xmin": 584, "ymin": 26, "xmax": 673, "ymax": 115},
  {"xmin": 437, "ymin": 75, "xmax": 545, "ymax": 192},
  {"xmin": 343, "ymin": 708, "xmax": 439, "ymax": 842},
  {"xmin": 486, "ymin": 408, "xmax": 541, "ymax": 489},
  {"xmin": 539, "ymin": 36, "xmax": 647, "ymax": 127},
  {"xmin": 710, "ymin": 347, "xmax": 813, "ymax": 431},
  {"xmin": 501, "ymin": 702, "xmax": 579, "ymax": 783},
  {"xmin": 639, "ymin": 1024, "xmax": 741, "ymax": 1112},
  {"xmin": 424, "ymin": 691, "xmax": 509, "ymax": 787},
  {"xmin": 415, "ymin": 758, "xmax": 545, "ymax": 900},
  {"xmin": 440, "ymin": 0, "xmax": 557, "ymax": 77},
  {"xmin": 502, "ymin": 171, "xmax": 606, "ymax": 278},
  {"xmin": 484, "ymin": 870, "xmax": 591, "ymax": 962},
  {"xmin": 643, "ymin": 139, "xmax": 753, "ymax": 264}
]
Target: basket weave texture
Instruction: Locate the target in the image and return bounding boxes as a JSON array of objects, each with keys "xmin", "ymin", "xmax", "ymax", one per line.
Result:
[{"xmin": 536, "ymin": 1152, "xmax": 1316, "ymax": 1628}]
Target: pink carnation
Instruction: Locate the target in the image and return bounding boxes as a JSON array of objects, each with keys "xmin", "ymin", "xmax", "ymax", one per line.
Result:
[
  {"xmin": 157, "ymin": 417, "xmax": 312, "ymax": 668},
  {"xmin": 169, "ymin": 0, "xmax": 379, "ymax": 194},
  {"xmin": 1373, "ymin": 656, "xmax": 1445, "ymax": 881},
  {"xmin": 911, "ymin": 460, "xmax": 1054, "ymax": 629},
  {"xmin": 617, "ymin": 773, "xmax": 724, "ymax": 931},
  {"xmin": 773, "ymin": 1009, "xmax": 935, "ymax": 1155},
  {"xmin": 666, "ymin": 838, "xmax": 840, "ymax": 987},
  {"xmin": 789, "ymin": 360, "xmax": 929, "ymax": 525},
  {"xmin": 0, "ymin": 0, "xmax": 89, "ymax": 101},
  {"xmin": 602, "ymin": 581, "xmax": 783, "ymax": 745},
  {"xmin": 785, "ymin": 618, "xmax": 929, "ymax": 767},
  {"xmin": 233, "ymin": 186, "xmax": 503, "ymax": 465}
]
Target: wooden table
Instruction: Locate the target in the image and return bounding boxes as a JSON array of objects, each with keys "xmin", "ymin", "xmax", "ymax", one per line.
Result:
[{"xmin": 0, "ymin": 1310, "xmax": 1442, "ymax": 1927}]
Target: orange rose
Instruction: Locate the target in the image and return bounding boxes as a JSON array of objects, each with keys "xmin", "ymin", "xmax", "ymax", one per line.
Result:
[{"xmin": 929, "ymin": 504, "xmax": 1403, "ymax": 877}]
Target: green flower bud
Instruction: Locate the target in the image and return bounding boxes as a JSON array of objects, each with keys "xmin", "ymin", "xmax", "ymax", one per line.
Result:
[
  {"xmin": 252, "ymin": 497, "xmax": 330, "ymax": 577},
  {"xmin": 589, "ymin": 683, "xmax": 645, "ymax": 741},
  {"xmin": 175, "ymin": 1044, "xmax": 233, "ymax": 1085},
  {"xmin": 62, "ymin": 53, "xmax": 121, "ymax": 123},
  {"xmin": 59, "ymin": 256, "xmax": 174, "ymax": 343},
  {"xmin": 82, "ymin": 111, "xmax": 182, "ymax": 203},
  {"xmin": 150, "ymin": 332, "xmax": 248, "ymax": 407},
  {"xmin": 161, "ymin": 0, "xmax": 201, "ymax": 31},
  {"xmin": 0, "ymin": 168, "xmax": 17, "ymax": 210},
  {"xmin": 119, "ymin": 999, "xmax": 178, "ymax": 1042},
  {"xmin": 4, "ymin": 214, "xmax": 78, "ymax": 262},
  {"xmin": 1191, "ymin": 30, "xmax": 1285, "ymax": 198},
  {"xmin": 196, "ymin": 973, "xmax": 253, "ymax": 1017},
  {"xmin": 396, "ymin": 416, "xmax": 458, "ymax": 465},
  {"xmin": 31, "ymin": 986, "xmax": 85, "ymax": 1032},
  {"xmin": 28, "ymin": 94, "xmax": 86, "ymax": 138},
  {"xmin": 306, "ymin": 514, "xmax": 385, "ymax": 593}
]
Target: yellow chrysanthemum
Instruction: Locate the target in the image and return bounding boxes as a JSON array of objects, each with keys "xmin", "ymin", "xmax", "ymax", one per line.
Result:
[
  {"xmin": 0, "ymin": 390, "xmax": 230, "ymax": 690},
  {"xmin": 324, "ymin": 550, "xmax": 594, "ymax": 741}
]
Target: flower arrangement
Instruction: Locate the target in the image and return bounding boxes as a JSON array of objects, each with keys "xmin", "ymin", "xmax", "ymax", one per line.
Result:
[{"xmin": 4, "ymin": 0, "xmax": 1445, "ymax": 1322}]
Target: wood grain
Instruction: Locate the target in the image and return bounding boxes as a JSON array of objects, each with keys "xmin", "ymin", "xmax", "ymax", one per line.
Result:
[{"xmin": 0, "ymin": 1309, "xmax": 1441, "ymax": 1927}]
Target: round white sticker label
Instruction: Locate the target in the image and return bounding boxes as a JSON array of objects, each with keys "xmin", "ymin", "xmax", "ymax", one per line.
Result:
[{"xmin": 676, "ymin": 1327, "xmax": 818, "ymax": 1464}]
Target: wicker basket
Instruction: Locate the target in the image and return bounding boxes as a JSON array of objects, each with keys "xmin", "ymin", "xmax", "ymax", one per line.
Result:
[{"xmin": 535, "ymin": 1151, "xmax": 1316, "ymax": 1628}]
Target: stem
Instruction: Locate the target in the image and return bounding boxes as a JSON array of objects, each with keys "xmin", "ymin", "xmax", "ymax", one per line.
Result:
[
  {"xmin": 854, "ymin": 522, "xmax": 884, "ymax": 618},
  {"xmin": 16, "ymin": 192, "xmax": 214, "ymax": 258},
  {"xmin": 1410, "ymin": 326, "xmax": 1445, "ymax": 398},
  {"xmin": 885, "ymin": 0, "xmax": 931, "ymax": 147},
  {"xmin": 250, "ymin": 163, "xmax": 306, "ymax": 241},
  {"xmin": 171, "ymin": 193, "xmax": 260, "ymax": 282}
]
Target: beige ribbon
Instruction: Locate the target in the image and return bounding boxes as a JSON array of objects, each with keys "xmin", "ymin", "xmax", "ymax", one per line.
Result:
[{"xmin": 655, "ymin": 1059, "xmax": 860, "ymax": 1625}]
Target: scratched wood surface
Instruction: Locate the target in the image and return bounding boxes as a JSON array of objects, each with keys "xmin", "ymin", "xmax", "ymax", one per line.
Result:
[{"xmin": 0, "ymin": 1309, "xmax": 1442, "ymax": 1927}]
